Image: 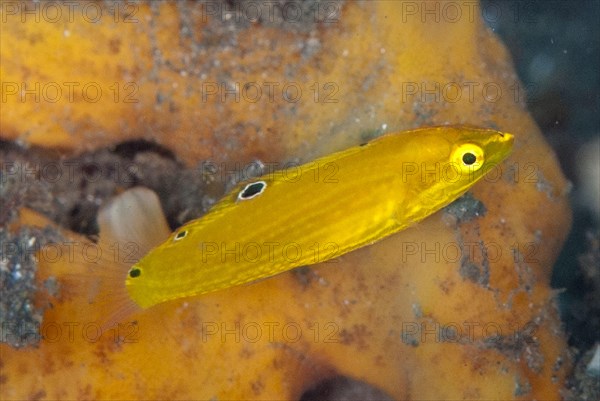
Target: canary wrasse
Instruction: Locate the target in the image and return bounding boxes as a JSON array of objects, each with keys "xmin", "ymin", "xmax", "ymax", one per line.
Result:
[{"xmin": 94, "ymin": 125, "xmax": 513, "ymax": 318}]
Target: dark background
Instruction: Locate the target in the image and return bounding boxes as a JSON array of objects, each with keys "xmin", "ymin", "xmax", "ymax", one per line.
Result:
[{"xmin": 481, "ymin": 0, "xmax": 600, "ymax": 351}]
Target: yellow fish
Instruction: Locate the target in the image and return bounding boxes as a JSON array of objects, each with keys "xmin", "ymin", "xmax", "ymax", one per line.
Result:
[{"xmin": 94, "ymin": 125, "xmax": 513, "ymax": 320}]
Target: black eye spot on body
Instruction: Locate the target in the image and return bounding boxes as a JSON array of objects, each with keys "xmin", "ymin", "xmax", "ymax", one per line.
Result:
[
  {"xmin": 238, "ymin": 181, "xmax": 267, "ymax": 201},
  {"xmin": 174, "ymin": 230, "xmax": 187, "ymax": 240},
  {"xmin": 462, "ymin": 152, "xmax": 477, "ymax": 165},
  {"xmin": 129, "ymin": 268, "xmax": 141, "ymax": 278}
]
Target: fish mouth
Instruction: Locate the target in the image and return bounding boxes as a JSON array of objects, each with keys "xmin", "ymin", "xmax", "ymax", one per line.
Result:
[
  {"xmin": 499, "ymin": 132, "xmax": 515, "ymax": 143},
  {"xmin": 495, "ymin": 132, "xmax": 515, "ymax": 153},
  {"xmin": 481, "ymin": 131, "xmax": 514, "ymax": 169},
  {"xmin": 503, "ymin": 133, "xmax": 515, "ymax": 152}
]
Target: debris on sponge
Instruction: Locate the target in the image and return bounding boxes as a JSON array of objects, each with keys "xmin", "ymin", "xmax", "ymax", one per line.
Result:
[{"xmin": 0, "ymin": 224, "xmax": 62, "ymax": 348}]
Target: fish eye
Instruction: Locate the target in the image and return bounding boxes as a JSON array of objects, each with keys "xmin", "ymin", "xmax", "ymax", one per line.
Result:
[
  {"xmin": 451, "ymin": 143, "xmax": 484, "ymax": 172},
  {"xmin": 238, "ymin": 181, "xmax": 267, "ymax": 201},
  {"xmin": 129, "ymin": 268, "xmax": 141, "ymax": 278},
  {"xmin": 462, "ymin": 152, "xmax": 477, "ymax": 165},
  {"xmin": 174, "ymin": 230, "xmax": 188, "ymax": 241}
]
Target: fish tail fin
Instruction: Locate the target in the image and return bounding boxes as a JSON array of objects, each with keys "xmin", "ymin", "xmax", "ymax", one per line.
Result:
[{"xmin": 42, "ymin": 187, "xmax": 171, "ymax": 336}]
